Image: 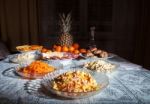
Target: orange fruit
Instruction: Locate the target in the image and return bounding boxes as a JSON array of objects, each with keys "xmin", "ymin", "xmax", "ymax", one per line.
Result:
[
  {"xmin": 55, "ymin": 46, "xmax": 61, "ymax": 52},
  {"xmin": 53, "ymin": 45, "xmax": 57, "ymax": 49},
  {"xmin": 72, "ymin": 43, "xmax": 79, "ymax": 49},
  {"xmin": 80, "ymin": 48, "xmax": 86, "ymax": 53},
  {"xmin": 41, "ymin": 48, "xmax": 48, "ymax": 53},
  {"xmin": 62, "ymin": 46, "xmax": 69, "ymax": 52},
  {"xmin": 73, "ymin": 50, "xmax": 80, "ymax": 54},
  {"xmin": 68, "ymin": 46, "xmax": 75, "ymax": 52}
]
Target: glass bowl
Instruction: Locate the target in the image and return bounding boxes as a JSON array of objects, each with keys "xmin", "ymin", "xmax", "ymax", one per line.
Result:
[
  {"xmin": 82, "ymin": 59, "xmax": 119, "ymax": 74},
  {"xmin": 15, "ymin": 61, "xmax": 63, "ymax": 79},
  {"xmin": 8, "ymin": 51, "xmax": 41, "ymax": 64},
  {"xmin": 41, "ymin": 68, "xmax": 109, "ymax": 99}
]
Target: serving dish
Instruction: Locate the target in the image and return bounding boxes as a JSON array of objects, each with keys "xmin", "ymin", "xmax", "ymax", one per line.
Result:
[
  {"xmin": 42, "ymin": 52, "xmax": 79, "ymax": 66},
  {"xmin": 83, "ymin": 59, "xmax": 119, "ymax": 74},
  {"xmin": 16, "ymin": 45, "xmax": 43, "ymax": 52},
  {"xmin": 7, "ymin": 51, "xmax": 41, "ymax": 64},
  {"xmin": 80, "ymin": 53, "xmax": 116, "ymax": 59},
  {"xmin": 42, "ymin": 52, "xmax": 79, "ymax": 60},
  {"xmin": 15, "ymin": 61, "xmax": 63, "ymax": 79},
  {"xmin": 42, "ymin": 68, "xmax": 109, "ymax": 99}
]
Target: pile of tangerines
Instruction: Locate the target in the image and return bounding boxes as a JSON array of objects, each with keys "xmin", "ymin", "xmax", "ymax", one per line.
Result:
[{"xmin": 53, "ymin": 43, "xmax": 87, "ymax": 54}]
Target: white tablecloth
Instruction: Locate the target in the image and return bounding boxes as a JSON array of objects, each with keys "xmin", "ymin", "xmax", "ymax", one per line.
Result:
[{"xmin": 0, "ymin": 55, "xmax": 150, "ymax": 104}]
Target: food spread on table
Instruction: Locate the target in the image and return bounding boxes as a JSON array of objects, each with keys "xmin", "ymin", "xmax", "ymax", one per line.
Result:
[
  {"xmin": 5, "ymin": 35, "xmax": 112, "ymax": 97},
  {"xmin": 9, "ymin": 39, "xmax": 115, "ymax": 98},
  {"xmin": 13, "ymin": 44, "xmax": 115, "ymax": 77},
  {"xmin": 84, "ymin": 60, "xmax": 116, "ymax": 73},
  {"xmin": 19, "ymin": 61, "xmax": 55, "ymax": 75},
  {"xmin": 10, "ymin": 23, "xmax": 113, "ymax": 97},
  {"xmin": 2, "ymin": 13, "xmax": 116, "ymax": 99},
  {"xmin": 15, "ymin": 43, "xmax": 111, "ymax": 60},
  {"xmin": 52, "ymin": 70, "xmax": 99, "ymax": 92}
]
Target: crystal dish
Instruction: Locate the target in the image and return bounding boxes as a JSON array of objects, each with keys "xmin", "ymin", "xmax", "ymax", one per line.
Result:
[
  {"xmin": 15, "ymin": 62, "xmax": 63, "ymax": 79},
  {"xmin": 82, "ymin": 59, "xmax": 119, "ymax": 74},
  {"xmin": 41, "ymin": 68, "xmax": 109, "ymax": 99},
  {"xmin": 7, "ymin": 51, "xmax": 41, "ymax": 64}
]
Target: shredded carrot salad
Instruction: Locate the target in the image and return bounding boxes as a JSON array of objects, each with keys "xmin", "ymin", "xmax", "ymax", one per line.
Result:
[{"xmin": 22, "ymin": 61, "xmax": 55, "ymax": 74}]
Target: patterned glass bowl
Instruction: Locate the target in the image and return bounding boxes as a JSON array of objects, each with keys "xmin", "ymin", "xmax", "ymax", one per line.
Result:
[
  {"xmin": 80, "ymin": 53, "xmax": 116, "ymax": 59},
  {"xmin": 15, "ymin": 61, "xmax": 63, "ymax": 79},
  {"xmin": 81, "ymin": 59, "xmax": 120, "ymax": 74},
  {"xmin": 41, "ymin": 68, "xmax": 109, "ymax": 99}
]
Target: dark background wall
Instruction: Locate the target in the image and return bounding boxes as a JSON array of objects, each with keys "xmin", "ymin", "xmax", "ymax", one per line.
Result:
[
  {"xmin": 38, "ymin": 0, "xmax": 150, "ymax": 69},
  {"xmin": 0, "ymin": 0, "xmax": 149, "ymax": 69}
]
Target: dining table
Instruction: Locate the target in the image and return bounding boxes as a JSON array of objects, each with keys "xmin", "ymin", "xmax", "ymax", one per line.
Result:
[{"xmin": 0, "ymin": 54, "xmax": 150, "ymax": 104}]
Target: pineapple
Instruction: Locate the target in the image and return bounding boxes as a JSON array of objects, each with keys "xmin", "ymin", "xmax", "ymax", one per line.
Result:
[{"xmin": 58, "ymin": 13, "xmax": 73, "ymax": 47}]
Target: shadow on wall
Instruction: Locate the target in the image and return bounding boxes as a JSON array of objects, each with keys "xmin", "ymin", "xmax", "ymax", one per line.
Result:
[{"xmin": 0, "ymin": 41, "xmax": 10, "ymax": 59}]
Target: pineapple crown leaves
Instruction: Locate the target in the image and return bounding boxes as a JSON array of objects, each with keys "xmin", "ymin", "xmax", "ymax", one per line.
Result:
[{"xmin": 59, "ymin": 13, "xmax": 72, "ymax": 34}]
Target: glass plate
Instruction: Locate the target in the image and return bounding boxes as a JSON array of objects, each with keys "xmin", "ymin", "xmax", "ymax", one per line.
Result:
[
  {"xmin": 42, "ymin": 52, "xmax": 79, "ymax": 60},
  {"xmin": 41, "ymin": 68, "xmax": 109, "ymax": 99},
  {"xmin": 43, "ymin": 52, "xmax": 79, "ymax": 66},
  {"xmin": 82, "ymin": 59, "xmax": 120, "ymax": 74},
  {"xmin": 80, "ymin": 53, "xmax": 116, "ymax": 59},
  {"xmin": 15, "ymin": 62, "xmax": 63, "ymax": 79}
]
